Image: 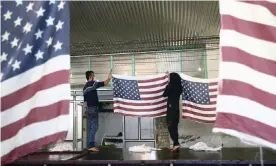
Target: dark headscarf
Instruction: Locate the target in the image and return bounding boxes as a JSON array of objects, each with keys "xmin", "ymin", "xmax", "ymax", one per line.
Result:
[{"xmin": 168, "ymin": 72, "xmax": 182, "ymax": 95}]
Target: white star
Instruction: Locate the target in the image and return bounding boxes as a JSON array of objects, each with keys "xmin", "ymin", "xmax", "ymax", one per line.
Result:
[
  {"xmin": 23, "ymin": 22, "xmax": 33, "ymax": 34},
  {"xmin": 45, "ymin": 16, "xmax": 55, "ymax": 26},
  {"xmin": 15, "ymin": 0, "xmax": 23, "ymax": 6},
  {"xmin": 55, "ymin": 20, "xmax": 64, "ymax": 31},
  {"xmin": 35, "ymin": 50, "xmax": 44, "ymax": 60},
  {"xmin": 58, "ymin": 1, "xmax": 65, "ymax": 11},
  {"xmin": 2, "ymin": 31, "xmax": 10, "ymax": 42},
  {"xmin": 46, "ymin": 37, "xmax": 53, "ymax": 47},
  {"xmin": 22, "ymin": 44, "xmax": 33, "ymax": 55},
  {"xmin": 26, "ymin": 2, "xmax": 34, "ymax": 12},
  {"xmin": 3, "ymin": 10, "xmax": 12, "ymax": 21},
  {"xmin": 10, "ymin": 37, "xmax": 19, "ymax": 48},
  {"xmin": 14, "ymin": 17, "xmax": 22, "ymax": 27},
  {"xmin": 49, "ymin": 0, "xmax": 55, "ymax": 5},
  {"xmin": 1, "ymin": 52, "xmax": 8, "ymax": 63},
  {"xmin": 36, "ymin": 7, "xmax": 45, "ymax": 18},
  {"xmin": 12, "ymin": 60, "xmax": 21, "ymax": 71},
  {"xmin": 54, "ymin": 41, "xmax": 63, "ymax": 51},
  {"xmin": 35, "ymin": 29, "xmax": 43, "ymax": 39}
]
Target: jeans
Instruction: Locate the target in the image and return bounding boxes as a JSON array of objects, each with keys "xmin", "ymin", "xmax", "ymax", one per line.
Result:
[
  {"xmin": 87, "ymin": 107, "xmax": 99, "ymax": 148},
  {"xmin": 167, "ymin": 120, "xmax": 180, "ymax": 146}
]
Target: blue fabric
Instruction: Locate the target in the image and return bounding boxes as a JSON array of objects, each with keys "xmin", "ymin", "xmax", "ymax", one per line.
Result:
[
  {"xmin": 83, "ymin": 81, "xmax": 104, "ymax": 107},
  {"xmin": 87, "ymin": 107, "xmax": 99, "ymax": 148}
]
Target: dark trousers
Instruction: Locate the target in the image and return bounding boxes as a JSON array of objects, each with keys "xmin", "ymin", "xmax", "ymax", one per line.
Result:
[
  {"xmin": 167, "ymin": 120, "xmax": 180, "ymax": 146},
  {"xmin": 87, "ymin": 107, "xmax": 99, "ymax": 148}
]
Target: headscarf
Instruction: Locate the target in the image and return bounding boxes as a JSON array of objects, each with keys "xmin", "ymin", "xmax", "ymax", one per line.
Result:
[{"xmin": 168, "ymin": 72, "xmax": 183, "ymax": 95}]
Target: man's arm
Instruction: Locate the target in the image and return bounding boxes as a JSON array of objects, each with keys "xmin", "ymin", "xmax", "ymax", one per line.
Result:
[{"xmin": 104, "ymin": 78, "xmax": 111, "ymax": 86}]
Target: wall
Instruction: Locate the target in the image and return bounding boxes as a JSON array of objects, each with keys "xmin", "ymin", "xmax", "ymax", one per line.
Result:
[
  {"xmin": 70, "ymin": 50, "xmax": 206, "ymax": 85},
  {"xmin": 70, "ymin": 47, "xmax": 250, "ymax": 149},
  {"xmin": 206, "ymin": 44, "xmax": 220, "ymax": 78}
]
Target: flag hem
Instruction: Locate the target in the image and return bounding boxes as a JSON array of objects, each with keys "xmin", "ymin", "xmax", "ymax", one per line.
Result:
[{"xmin": 213, "ymin": 128, "xmax": 276, "ymax": 150}]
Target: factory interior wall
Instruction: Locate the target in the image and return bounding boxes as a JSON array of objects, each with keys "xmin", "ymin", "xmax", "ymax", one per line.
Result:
[{"xmin": 70, "ymin": 47, "xmax": 252, "ymax": 148}]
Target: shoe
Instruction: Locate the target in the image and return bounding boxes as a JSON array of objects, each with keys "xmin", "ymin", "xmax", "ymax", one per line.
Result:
[
  {"xmin": 88, "ymin": 147, "xmax": 100, "ymax": 152},
  {"xmin": 171, "ymin": 146, "xmax": 180, "ymax": 152}
]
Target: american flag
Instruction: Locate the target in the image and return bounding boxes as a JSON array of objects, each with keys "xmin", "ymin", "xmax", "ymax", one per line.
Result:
[
  {"xmin": 213, "ymin": 0, "xmax": 276, "ymax": 150},
  {"xmin": 180, "ymin": 74, "xmax": 218, "ymax": 123},
  {"xmin": 112, "ymin": 74, "xmax": 168, "ymax": 117},
  {"xmin": 1, "ymin": 1, "xmax": 70, "ymax": 163}
]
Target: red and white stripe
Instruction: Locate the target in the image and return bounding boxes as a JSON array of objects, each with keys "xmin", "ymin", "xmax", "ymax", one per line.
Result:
[
  {"xmin": 179, "ymin": 73, "xmax": 218, "ymax": 123},
  {"xmin": 213, "ymin": 0, "xmax": 276, "ymax": 150},
  {"xmin": 1, "ymin": 55, "xmax": 71, "ymax": 163},
  {"xmin": 113, "ymin": 74, "xmax": 168, "ymax": 117}
]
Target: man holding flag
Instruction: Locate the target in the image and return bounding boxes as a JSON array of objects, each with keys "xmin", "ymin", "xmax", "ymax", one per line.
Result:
[{"xmin": 83, "ymin": 70, "xmax": 112, "ymax": 152}]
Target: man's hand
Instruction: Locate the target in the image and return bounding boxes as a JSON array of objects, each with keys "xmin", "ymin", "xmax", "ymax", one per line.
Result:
[{"xmin": 104, "ymin": 72, "xmax": 112, "ymax": 86}]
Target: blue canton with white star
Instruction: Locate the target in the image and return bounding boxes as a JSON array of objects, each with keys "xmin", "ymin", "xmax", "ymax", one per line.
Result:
[
  {"xmin": 113, "ymin": 77, "xmax": 141, "ymax": 100},
  {"xmin": 1, "ymin": 0, "xmax": 69, "ymax": 82},
  {"xmin": 181, "ymin": 79, "xmax": 211, "ymax": 104}
]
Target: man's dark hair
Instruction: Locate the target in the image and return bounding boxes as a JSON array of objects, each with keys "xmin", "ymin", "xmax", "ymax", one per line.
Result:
[{"xmin": 85, "ymin": 71, "xmax": 94, "ymax": 81}]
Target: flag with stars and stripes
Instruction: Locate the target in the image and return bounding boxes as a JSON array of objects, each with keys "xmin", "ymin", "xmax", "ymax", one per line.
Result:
[
  {"xmin": 112, "ymin": 74, "xmax": 168, "ymax": 117},
  {"xmin": 213, "ymin": 0, "xmax": 276, "ymax": 150},
  {"xmin": 1, "ymin": 0, "xmax": 70, "ymax": 164},
  {"xmin": 179, "ymin": 74, "xmax": 218, "ymax": 123}
]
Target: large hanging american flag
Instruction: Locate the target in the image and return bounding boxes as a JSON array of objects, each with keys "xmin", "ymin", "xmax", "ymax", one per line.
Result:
[
  {"xmin": 213, "ymin": 0, "xmax": 276, "ymax": 150},
  {"xmin": 1, "ymin": 1, "xmax": 70, "ymax": 163},
  {"xmin": 112, "ymin": 74, "xmax": 168, "ymax": 117},
  {"xmin": 179, "ymin": 74, "xmax": 218, "ymax": 123}
]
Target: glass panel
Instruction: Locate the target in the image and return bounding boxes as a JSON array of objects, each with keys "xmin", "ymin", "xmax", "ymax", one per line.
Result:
[
  {"xmin": 77, "ymin": 104, "xmax": 83, "ymax": 139},
  {"xmin": 156, "ymin": 52, "xmax": 181, "ymax": 74},
  {"xmin": 113, "ymin": 56, "xmax": 132, "ymax": 76},
  {"xmin": 135, "ymin": 54, "xmax": 157, "ymax": 76},
  {"xmin": 70, "ymin": 95, "xmax": 74, "ymax": 101},
  {"xmin": 76, "ymin": 96, "xmax": 84, "ymax": 101},
  {"xmin": 91, "ymin": 56, "xmax": 110, "ymax": 82},
  {"xmin": 140, "ymin": 117, "xmax": 155, "ymax": 139},
  {"xmin": 65, "ymin": 102, "xmax": 74, "ymax": 140},
  {"xmin": 75, "ymin": 91, "xmax": 83, "ymax": 96},
  {"xmin": 71, "ymin": 57, "xmax": 90, "ymax": 85},
  {"xmin": 124, "ymin": 116, "xmax": 139, "ymax": 140},
  {"xmin": 181, "ymin": 50, "xmax": 204, "ymax": 78}
]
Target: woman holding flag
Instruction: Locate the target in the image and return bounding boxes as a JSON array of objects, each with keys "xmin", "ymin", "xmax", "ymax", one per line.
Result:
[{"xmin": 163, "ymin": 72, "xmax": 183, "ymax": 152}]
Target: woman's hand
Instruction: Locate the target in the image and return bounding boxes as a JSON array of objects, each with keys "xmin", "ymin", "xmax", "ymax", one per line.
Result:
[{"xmin": 166, "ymin": 71, "xmax": 170, "ymax": 82}]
